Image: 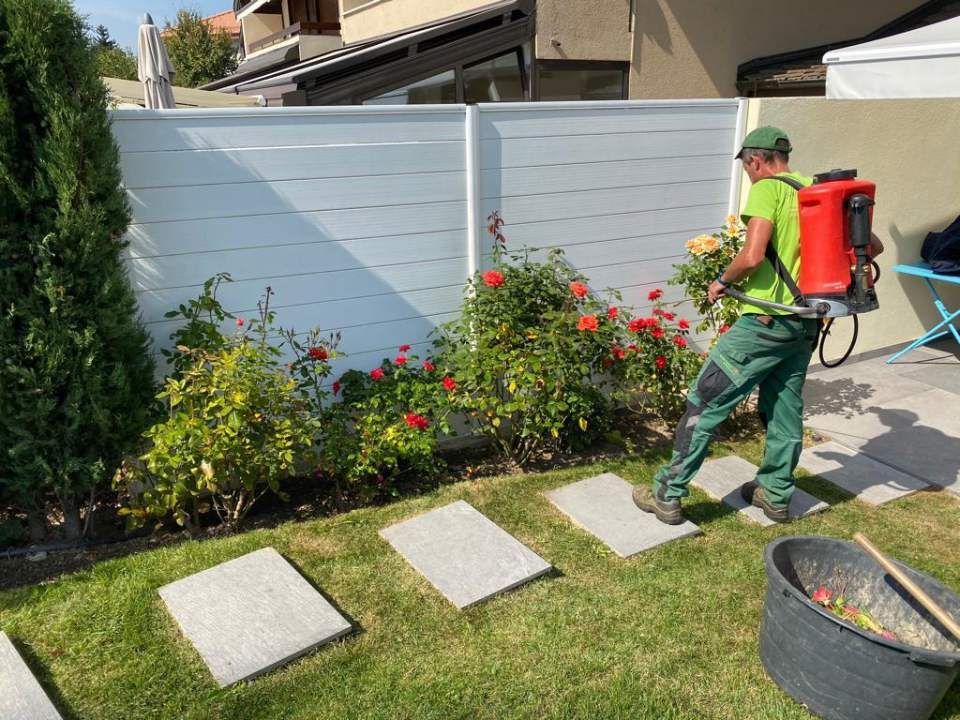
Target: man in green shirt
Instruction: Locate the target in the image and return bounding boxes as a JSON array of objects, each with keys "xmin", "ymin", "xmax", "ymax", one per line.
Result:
[{"xmin": 633, "ymin": 126, "xmax": 881, "ymax": 524}]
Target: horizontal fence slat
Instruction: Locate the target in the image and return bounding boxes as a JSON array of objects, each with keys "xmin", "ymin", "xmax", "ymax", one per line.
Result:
[
  {"xmin": 135, "ymin": 256, "xmax": 469, "ymax": 326},
  {"xmin": 112, "ymin": 108, "xmax": 466, "ymax": 153},
  {"xmin": 479, "ymin": 104, "xmax": 738, "ymax": 140},
  {"xmin": 127, "ymin": 171, "xmax": 466, "ymax": 224},
  {"xmin": 481, "ymin": 179, "xmax": 729, "ymax": 227},
  {"xmin": 121, "ymin": 141, "xmax": 465, "ymax": 190},
  {"xmin": 482, "ymin": 128, "xmax": 735, "ymax": 169},
  {"xmin": 479, "ymin": 154, "xmax": 730, "ymax": 199},
  {"xmin": 129, "ymin": 229, "xmax": 468, "ymax": 292},
  {"xmin": 125, "ymin": 202, "xmax": 468, "ymax": 258}
]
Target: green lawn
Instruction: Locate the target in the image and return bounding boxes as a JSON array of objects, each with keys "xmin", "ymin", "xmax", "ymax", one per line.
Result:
[{"xmin": 2, "ymin": 436, "xmax": 959, "ymax": 720}]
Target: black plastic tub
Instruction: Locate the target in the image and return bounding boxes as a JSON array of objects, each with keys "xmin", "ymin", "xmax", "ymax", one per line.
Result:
[{"xmin": 761, "ymin": 536, "xmax": 960, "ymax": 720}]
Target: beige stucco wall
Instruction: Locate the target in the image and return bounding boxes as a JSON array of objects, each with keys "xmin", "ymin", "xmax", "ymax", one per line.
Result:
[
  {"xmin": 747, "ymin": 97, "xmax": 960, "ymax": 355},
  {"xmin": 631, "ymin": 0, "xmax": 921, "ymax": 99},
  {"xmin": 339, "ymin": 0, "xmax": 487, "ymax": 43},
  {"xmin": 535, "ymin": 0, "xmax": 632, "ymax": 61}
]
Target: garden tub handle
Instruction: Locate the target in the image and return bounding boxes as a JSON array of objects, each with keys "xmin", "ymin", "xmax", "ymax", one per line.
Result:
[{"xmin": 908, "ymin": 651, "xmax": 958, "ymax": 668}]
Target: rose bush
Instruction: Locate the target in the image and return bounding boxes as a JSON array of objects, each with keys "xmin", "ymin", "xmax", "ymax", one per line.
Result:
[
  {"xmin": 669, "ymin": 215, "xmax": 745, "ymax": 338},
  {"xmin": 319, "ymin": 347, "xmax": 452, "ymax": 500}
]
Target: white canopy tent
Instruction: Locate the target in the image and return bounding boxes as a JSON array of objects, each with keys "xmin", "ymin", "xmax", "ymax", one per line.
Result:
[{"xmin": 825, "ymin": 16, "xmax": 960, "ymax": 99}]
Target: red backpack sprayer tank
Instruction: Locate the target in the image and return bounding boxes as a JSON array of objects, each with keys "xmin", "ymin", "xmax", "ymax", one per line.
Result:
[{"xmin": 725, "ymin": 169, "xmax": 881, "ymax": 366}]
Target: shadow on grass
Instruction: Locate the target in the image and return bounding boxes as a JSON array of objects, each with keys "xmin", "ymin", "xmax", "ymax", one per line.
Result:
[
  {"xmin": 11, "ymin": 636, "xmax": 81, "ymax": 720},
  {"xmin": 284, "ymin": 555, "xmax": 364, "ymax": 641}
]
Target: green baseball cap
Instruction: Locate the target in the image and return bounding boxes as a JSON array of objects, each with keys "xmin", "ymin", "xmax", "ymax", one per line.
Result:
[{"xmin": 735, "ymin": 125, "xmax": 792, "ymax": 159}]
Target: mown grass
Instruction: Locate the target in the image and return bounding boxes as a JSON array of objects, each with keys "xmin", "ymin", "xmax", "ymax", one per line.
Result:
[{"xmin": 2, "ymin": 436, "xmax": 958, "ymax": 720}]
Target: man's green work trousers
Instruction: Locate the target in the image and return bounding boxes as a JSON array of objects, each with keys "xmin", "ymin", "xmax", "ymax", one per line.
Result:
[{"xmin": 652, "ymin": 313, "xmax": 819, "ymax": 508}]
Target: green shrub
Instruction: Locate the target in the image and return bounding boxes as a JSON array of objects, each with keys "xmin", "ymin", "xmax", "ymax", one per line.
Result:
[
  {"xmin": 0, "ymin": 0, "xmax": 156, "ymax": 539},
  {"xmin": 118, "ymin": 340, "xmax": 318, "ymax": 530},
  {"xmin": 319, "ymin": 348, "xmax": 451, "ymax": 499}
]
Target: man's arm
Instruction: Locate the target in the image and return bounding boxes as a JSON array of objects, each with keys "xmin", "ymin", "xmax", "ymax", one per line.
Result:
[{"xmin": 707, "ymin": 216, "xmax": 773, "ymax": 303}]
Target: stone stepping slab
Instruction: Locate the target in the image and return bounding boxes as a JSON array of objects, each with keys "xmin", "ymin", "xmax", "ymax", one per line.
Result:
[
  {"xmin": 799, "ymin": 440, "xmax": 928, "ymax": 506},
  {"xmin": 545, "ymin": 473, "xmax": 701, "ymax": 558},
  {"xmin": 158, "ymin": 547, "xmax": 352, "ymax": 687},
  {"xmin": 691, "ymin": 456, "xmax": 829, "ymax": 527},
  {"xmin": 380, "ymin": 500, "xmax": 551, "ymax": 609},
  {"xmin": 0, "ymin": 632, "xmax": 63, "ymax": 720}
]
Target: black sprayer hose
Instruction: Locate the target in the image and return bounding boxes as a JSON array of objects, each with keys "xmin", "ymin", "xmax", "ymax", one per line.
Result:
[{"xmin": 818, "ymin": 315, "xmax": 859, "ymax": 368}]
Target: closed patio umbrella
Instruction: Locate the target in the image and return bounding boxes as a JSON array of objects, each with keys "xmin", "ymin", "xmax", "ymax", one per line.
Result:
[{"xmin": 137, "ymin": 13, "xmax": 176, "ymax": 109}]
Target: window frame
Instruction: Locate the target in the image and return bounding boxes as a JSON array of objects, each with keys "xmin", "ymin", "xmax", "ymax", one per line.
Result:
[{"xmin": 534, "ymin": 59, "xmax": 630, "ymax": 101}]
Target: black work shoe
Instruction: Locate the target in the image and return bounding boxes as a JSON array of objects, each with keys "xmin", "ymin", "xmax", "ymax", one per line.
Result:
[
  {"xmin": 633, "ymin": 484, "xmax": 684, "ymax": 525},
  {"xmin": 740, "ymin": 481, "xmax": 789, "ymax": 523}
]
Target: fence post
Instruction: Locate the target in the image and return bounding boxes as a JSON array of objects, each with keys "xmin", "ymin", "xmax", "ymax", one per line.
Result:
[
  {"xmin": 464, "ymin": 104, "xmax": 482, "ymax": 281},
  {"xmin": 727, "ymin": 97, "xmax": 749, "ymax": 218}
]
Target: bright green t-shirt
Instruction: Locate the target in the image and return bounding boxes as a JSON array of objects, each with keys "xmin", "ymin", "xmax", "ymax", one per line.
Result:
[{"xmin": 739, "ymin": 172, "xmax": 813, "ymax": 315}]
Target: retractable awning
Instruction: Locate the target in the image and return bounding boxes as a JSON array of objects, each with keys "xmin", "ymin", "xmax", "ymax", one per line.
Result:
[{"xmin": 825, "ymin": 16, "xmax": 960, "ymax": 98}]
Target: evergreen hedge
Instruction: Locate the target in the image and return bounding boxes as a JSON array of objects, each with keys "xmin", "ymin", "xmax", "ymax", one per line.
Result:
[{"xmin": 0, "ymin": 0, "xmax": 155, "ymax": 540}]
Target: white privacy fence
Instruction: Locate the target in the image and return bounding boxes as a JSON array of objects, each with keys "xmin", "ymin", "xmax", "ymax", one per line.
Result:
[{"xmin": 114, "ymin": 99, "xmax": 745, "ymax": 377}]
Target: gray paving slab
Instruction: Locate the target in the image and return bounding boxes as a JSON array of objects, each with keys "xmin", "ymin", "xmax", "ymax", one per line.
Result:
[
  {"xmin": 544, "ymin": 473, "xmax": 701, "ymax": 557},
  {"xmin": 380, "ymin": 500, "xmax": 551, "ymax": 609},
  {"xmin": 799, "ymin": 441, "xmax": 928, "ymax": 506},
  {"xmin": 805, "ymin": 387, "xmax": 960, "ymax": 496},
  {"xmin": 0, "ymin": 632, "xmax": 62, "ymax": 720},
  {"xmin": 158, "ymin": 547, "xmax": 352, "ymax": 687},
  {"xmin": 691, "ymin": 456, "xmax": 829, "ymax": 527},
  {"xmin": 900, "ymin": 364, "xmax": 960, "ymax": 396}
]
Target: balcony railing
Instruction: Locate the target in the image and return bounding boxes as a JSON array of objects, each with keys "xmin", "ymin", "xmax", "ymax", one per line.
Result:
[{"xmin": 248, "ymin": 20, "xmax": 341, "ymax": 53}]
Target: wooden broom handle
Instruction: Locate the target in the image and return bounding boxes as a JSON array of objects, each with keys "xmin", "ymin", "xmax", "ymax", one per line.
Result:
[{"xmin": 853, "ymin": 533, "xmax": 960, "ymax": 640}]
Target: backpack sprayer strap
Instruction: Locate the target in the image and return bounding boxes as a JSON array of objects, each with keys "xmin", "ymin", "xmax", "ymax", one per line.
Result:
[{"xmin": 762, "ymin": 175, "xmax": 806, "ymax": 307}]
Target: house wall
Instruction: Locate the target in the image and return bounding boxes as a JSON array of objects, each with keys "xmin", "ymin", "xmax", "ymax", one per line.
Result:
[
  {"xmin": 338, "ymin": 0, "xmax": 486, "ymax": 43},
  {"xmin": 111, "ymin": 100, "xmax": 739, "ymax": 377},
  {"xmin": 630, "ymin": 0, "xmax": 921, "ymax": 99},
  {"xmin": 534, "ymin": 0, "xmax": 632, "ymax": 62},
  {"xmin": 242, "ymin": 12, "xmax": 285, "ymax": 55},
  {"xmin": 748, "ymin": 96, "xmax": 960, "ymax": 356}
]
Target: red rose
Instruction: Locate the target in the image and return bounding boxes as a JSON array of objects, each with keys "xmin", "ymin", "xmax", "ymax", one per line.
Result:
[
  {"xmin": 602, "ymin": 357, "xmax": 614, "ymax": 369},
  {"xmin": 332, "ymin": 381, "xmax": 342, "ymax": 396},
  {"xmin": 651, "ymin": 327, "xmax": 665, "ymax": 340},
  {"xmin": 628, "ymin": 318, "xmax": 643, "ymax": 333},
  {"xmin": 394, "ymin": 355, "xmax": 408, "ymax": 366},
  {"xmin": 577, "ymin": 315, "xmax": 599, "ymax": 332},
  {"xmin": 422, "ymin": 360, "xmax": 436, "ymax": 372},
  {"xmin": 308, "ymin": 346, "xmax": 328, "ymax": 361},
  {"xmin": 661, "ymin": 311, "xmax": 676, "ymax": 321},
  {"xmin": 811, "ymin": 587, "xmax": 832, "ymax": 604},
  {"xmin": 678, "ymin": 318, "xmax": 690, "ymax": 331},
  {"xmin": 655, "ymin": 355, "xmax": 667, "ymax": 370},
  {"xmin": 569, "ymin": 281, "xmax": 589, "ymax": 298},
  {"xmin": 648, "ymin": 288, "xmax": 664, "ymax": 301},
  {"xmin": 611, "ymin": 346, "xmax": 626, "ymax": 360},
  {"xmin": 370, "ymin": 368, "xmax": 385, "ymax": 381},
  {"xmin": 482, "ymin": 270, "xmax": 505, "ymax": 288},
  {"xmin": 627, "ymin": 343, "xmax": 639, "ymax": 352},
  {"xmin": 607, "ymin": 306, "xmax": 619, "ymax": 320},
  {"xmin": 442, "ymin": 376, "xmax": 457, "ymax": 391},
  {"xmin": 398, "ymin": 343, "xmax": 411, "ymax": 352},
  {"xmin": 673, "ymin": 335, "xmax": 687, "ymax": 348},
  {"xmin": 404, "ymin": 412, "xmax": 429, "ymax": 431},
  {"xmin": 235, "ymin": 317, "xmax": 245, "ymax": 327},
  {"xmin": 719, "ymin": 323, "xmax": 731, "ymax": 335}
]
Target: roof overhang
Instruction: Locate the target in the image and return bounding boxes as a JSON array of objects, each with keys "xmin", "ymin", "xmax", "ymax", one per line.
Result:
[{"xmin": 235, "ymin": 0, "xmax": 273, "ymax": 21}]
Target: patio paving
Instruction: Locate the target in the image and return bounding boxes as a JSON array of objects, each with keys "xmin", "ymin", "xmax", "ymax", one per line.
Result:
[
  {"xmin": 691, "ymin": 456, "xmax": 828, "ymax": 526},
  {"xmin": 158, "ymin": 547, "xmax": 352, "ymax": 687},
  {"xmin": 545, "ymin": 473, "xmax": 701, "ymax": 557},
  {"xmin": 380, "ymin": 500, "xmax": 552, "ymax": 609},
  {"xmin": 0, "ymin": 632, "xmax": 62, "ymax": 720},
  {"xmin": 804, "ymin": 345, "xmax": 960, "ymax": 496}
]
